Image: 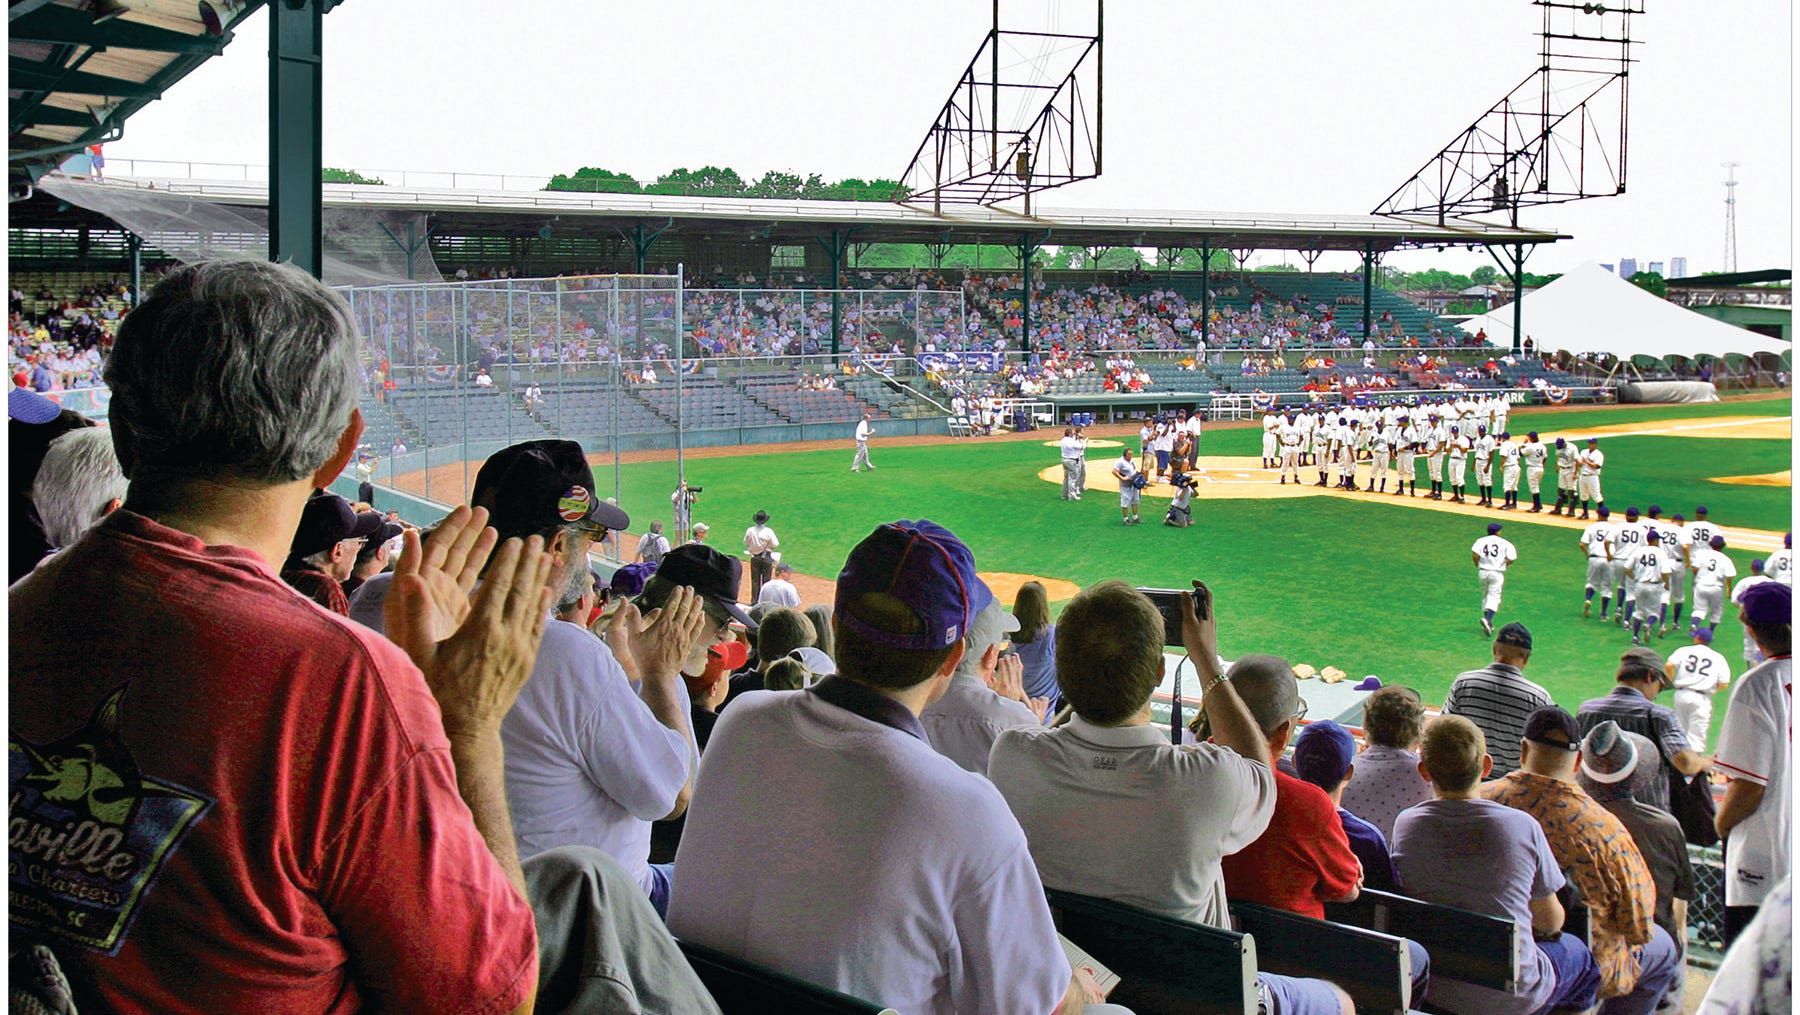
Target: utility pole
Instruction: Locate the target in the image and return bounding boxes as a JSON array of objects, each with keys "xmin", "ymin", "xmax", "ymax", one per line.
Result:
[{"xmin": 1721, "ymin": 162, "xmax": 1740, "ymax": 273}]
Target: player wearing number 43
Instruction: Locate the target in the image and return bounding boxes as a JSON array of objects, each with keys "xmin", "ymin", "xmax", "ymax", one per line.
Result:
[{"xmin": 1472, "ymin": 522, "xmax": 1518, "ymax": 637}]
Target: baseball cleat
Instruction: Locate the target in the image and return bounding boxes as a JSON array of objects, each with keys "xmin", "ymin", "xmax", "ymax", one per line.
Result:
[{"xmin": 1481, "ymin": 617, "xmax": 1494, "ymax": 637}]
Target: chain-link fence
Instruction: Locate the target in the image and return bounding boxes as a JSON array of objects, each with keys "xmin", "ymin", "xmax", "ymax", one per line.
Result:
[{"xmin": 1685, "ymin": 844, "xmax": 1727, "ymax": 968}]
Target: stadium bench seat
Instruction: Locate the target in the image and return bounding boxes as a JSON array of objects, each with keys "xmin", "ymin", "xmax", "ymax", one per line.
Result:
[
  {"xmin": 1229, "ymin": 899, "xmax": 1417, "ymax": 1015},
  {"xmin": 1046, "ymin": 888, "xmax": 1259, "ymax": 1015},
  {"xmin": 676, "ymin": 939, "xmax": 897, "ymax": 1015},
  {"xmin": 1326, "ymin": 888, "xmax": 1515, "ymax": 996}
]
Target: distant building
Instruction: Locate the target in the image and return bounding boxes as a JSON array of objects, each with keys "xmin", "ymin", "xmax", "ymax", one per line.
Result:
[
  {"xmin": 1670, "ymin": 257, "xmax": 1689, "ymax": 278},
  {"xmin": 1619, "ymin": 257, "xmax": 1639, "ymax": 277},
  {"xmin": 1648, "ymin": 261, "xmax": 1664, "ymax": 276}
]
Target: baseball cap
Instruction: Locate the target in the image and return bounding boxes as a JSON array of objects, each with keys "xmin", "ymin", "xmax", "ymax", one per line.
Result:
[
  {"xmin": 1597, "ymin": 506, "xmax": 1611, "ymax": 518},
  {"xmin": 1618, "ymin": 646, "xmax": 1667, "ymax": 683},
  {"xmin": 1646, "ymin": 530, "xmax": 1660, "ymax": 542},
  {"xmin": 966, "ymin": 597, "xmax": 1021, "ymax": 653},
  {"xmin": 290, "ymin": 491, "xmax": 384, "ymax": 560},
  {"xmin": 1740, "ymin": 582, "xmax": 1791, "ymax": 626},
  {"xmin": 1673, "ymin": 514, "xmax": 1685, "ymax": 522},
  {"xmin": 694, "ymin": 639, "xmax": 750, "ymax": 688},
  {"xmin": 610, "ymin": 561, "xmax": 656, "ymax": 598},
  {"xmin": 1710, "ymin": 535, "xmax": 1726, "ymax": 550},
  {"xmin": 1495, "ymin": 621, "xmax": 1533, "ymax": 650},
  {"xmin": 1527, "ymin": 431, "xmax": 1538, "ymax": 439},
  {"xmin": 836, "ymin": 519, "xmax": 989, "ymax": 651},
  {"xmin": 656, "ymin": 543, "xmax": 756, "ymax": 629},
  {"xmin": 1293, "ymin": 719, "xmax": 1356, "ymax": 790},
  {"xmin": 788, "ymin": 645, "xmax": 838, "ymax": 679},
  {"xmin": 1554, "ymin": 437, "xmax": 1565, "ymax": 448},
  {"xmin": 1587, "ymin": 437, "xmax": 1598, "ymax": 445},
  {"xmin": 1693, "ymin": 628, "xmax": 1714, "ymax": 644},
  {"xmin": 1695, "ymin": 506, "xmax": 1709, "ymax": 516},
  {"xmin": 1576, "ymin": 721, "xmax": 1639, "ymax": 798},
  {"xmin": 472, "ymin": 440, "xmax": 630, "ymax": 542},
  {"xmin": 1625, "ymin": 507, "xmax": 1639, "ymax": 519},
  {"xmin": 1522, "ymin": 706, "xmax": 1581, "ymax": 752},
  {"xmin": 1488, "ymin": 522, "xmax": 1503, "ymax": 534},
  {"xmin": 8, "ymin": 387, "xmax": 60, "ymax": 424},
  {"xmin": 1647, "ymin": 505, "xmax": 1662, "ymax": 517}
]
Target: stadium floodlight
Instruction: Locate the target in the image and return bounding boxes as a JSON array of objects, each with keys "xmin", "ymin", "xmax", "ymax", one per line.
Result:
[
  {"xmin": 89, "ymin": 0, "xmax": 133, "ymax": 23},
  {"xmin": 198, "ymin": 0, "xmax": 247, "ymax": 36}
]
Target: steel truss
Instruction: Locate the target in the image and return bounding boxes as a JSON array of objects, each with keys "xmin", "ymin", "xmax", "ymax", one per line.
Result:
[
  {"xmin": 894, "ymin": 2, "xmax": 1102, "ymax": 214},
  {"xmin": 1375, "ymin": 1, "xmax": 1641, "ymax": 225}
]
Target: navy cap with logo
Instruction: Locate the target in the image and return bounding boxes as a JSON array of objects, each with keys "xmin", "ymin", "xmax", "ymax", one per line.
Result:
[
  {"xmin": 836, "ymin": 519, "xmax": 990, "ymax": 651},
  {"xmin": 1495, "ymin": 621, "xmax": 1533, "ymax": 650},
  {"xmin": 291, "ymin": 490, "xmax": 384, "ymax": 560},
  {"xmin": 472, "ymin": 440, "xmax": 629, "ymax": 542}
]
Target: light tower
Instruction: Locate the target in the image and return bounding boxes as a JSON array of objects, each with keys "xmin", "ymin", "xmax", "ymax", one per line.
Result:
[{"xmin": 1722, "ymin": 161, "xmax": 1740, "ymax": 273}]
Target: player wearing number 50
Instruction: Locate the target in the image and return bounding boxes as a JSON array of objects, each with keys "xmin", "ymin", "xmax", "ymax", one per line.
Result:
[{"xmin": 1472, "ymin": 522, "xmax": 1518, "ymax": 637}]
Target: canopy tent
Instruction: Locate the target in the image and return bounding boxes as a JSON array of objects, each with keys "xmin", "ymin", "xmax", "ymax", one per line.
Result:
[{"xmin": 1458, "ymin": 262, "xmax": 1791, "ymax": 360}]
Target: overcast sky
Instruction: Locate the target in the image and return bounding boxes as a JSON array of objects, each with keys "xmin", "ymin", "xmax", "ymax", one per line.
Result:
[{"xmin": 104, "ymin": 0, "xmax": 1791, "ymax": 276}]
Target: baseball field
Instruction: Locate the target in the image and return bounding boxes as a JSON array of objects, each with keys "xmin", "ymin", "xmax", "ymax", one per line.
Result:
[{"xmin": 398, "ymin": 394, "xmax": 1792, "ymax": 738}]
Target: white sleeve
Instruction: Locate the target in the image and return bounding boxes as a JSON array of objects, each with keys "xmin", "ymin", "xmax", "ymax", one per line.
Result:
[{"xmin": 1714, "ymin": 674, "xmax": 1781, "ymax": 787}]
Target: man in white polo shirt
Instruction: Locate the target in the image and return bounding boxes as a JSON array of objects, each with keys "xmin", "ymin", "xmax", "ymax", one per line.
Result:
[
  {"xmin": 669, "ymin": 520, "xmax": 1109, "ymax": 1014},
  {"xmin": 990, "ymin": 580, "xmax": 1356, "ymax": 1015}
]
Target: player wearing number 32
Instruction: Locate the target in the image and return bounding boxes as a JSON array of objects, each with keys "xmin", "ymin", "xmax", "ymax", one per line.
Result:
[
  {"xmin": 1666, "ymin": 630, "xmax": 1731, "ymax": 751},
  {"xmin": 1473, "ymin": 522, "xmax": 1518, "ymax": 638}
]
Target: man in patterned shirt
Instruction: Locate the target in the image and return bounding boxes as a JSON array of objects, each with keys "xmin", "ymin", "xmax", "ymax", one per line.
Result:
[{"xmin": 1484, "ymin": 707, "xmax": 1682, "ymax": 1015}]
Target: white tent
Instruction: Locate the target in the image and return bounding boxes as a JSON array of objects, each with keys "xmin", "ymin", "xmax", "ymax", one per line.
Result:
[{"xmin": 1458, "ymin": 262, "xmax": 1791, "ymax": 360}]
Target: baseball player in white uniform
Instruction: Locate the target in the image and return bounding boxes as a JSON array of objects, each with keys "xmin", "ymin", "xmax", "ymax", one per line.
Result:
[
  {"xmin": 1667, "ymin": 629, "xmax": 1732, "ymax": 751},
  {"xmin": 1685, "ymin": 506, "xmax": 1721, "ymax": 576},
  {"xmin": 1612, "ymin": 507, "xmax": 1649, "ymax": 629},
  {"xmin": 1370, "ymin": 423, "xmax": 1393, "ymax": 493},
  {"xmin": 1497, "ymin": 433, "xmax": 1522, "ymax": 511},
  {"xmin": 1550, "ymin": 437, "xmax": 1579, "ymax": 515},
  {"xmin": 1395, "ymin": 415, "xmax": 1419, "ymax": 497},
  {"xmin": 1311, "ymin": 412, "xmax": 1332, "ymax": 486},
  {"xmin": 1766, "ymin": 532, "xmax": 1793, "ymax": 587},
  {"xmin": 1278, "ymin": 412, "xmax": 1304, "ymax": 485},
  {"xmin": 1575, "ymin": 438, "xmax": 1605, "ymax": 518},
  {"xmin": 1690, "ymin": 534, "xmax": 1738, "ymax": 634},
  {"xmin": 1521, "ymin": 432, "xmax": 1547, "ymax": 512},
  {"xmin": 1625, "ymin": 529, "xmax": 1674, "ymax": 645},
  {"xmin": 1648, "ymin": 507, "xmax": 1685, "ymax": 635},
  {"xmin": 1424, "ymin": 415, "xmax": 1448, "ymax": 499},
  {"xmin": 1472, "ymin": 427, "xmax": 1497, "ymax": 507},
  {"xmin": 1446, "ymin": 426, "xmax": 1471, "ymax": 503},
  {"xmin": 1113, "ymin": 447, "xmax": 1142, "ymax": 525},
  {"xmin": 1472, "ymin": 521, "xmax": 1517, "ymax": 637},
  {"xmin": 1261, "ymin": 410, "xmax": 1280, "ymax": 469},
  {"xmin": 852, "ymin": 412, "xmax": 875, "ymax": 472},
  {"xmin": 1580, "ymin": 506, "xmax": 1617, "ymax": 620}
]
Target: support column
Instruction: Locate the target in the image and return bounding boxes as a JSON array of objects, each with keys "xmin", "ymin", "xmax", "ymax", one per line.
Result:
[
  {"xmin": 1511, "ymin": 242, "xmax": 1525, "ymax": 355},
  {"xmin": 126, "ymin": 232, "xmax": 142, "ymax": 301},
  {"xmin": 816, "ymin": 230, "xmax": 851, "ymax": 357},
  {"xmin": 269, "ymin": 0, "xmax": 326, "ymax": 276},
  {"xmin": 1362, "ymin": 239, "xmax": 1374, "ymax": 344},
  {"xmin": 379, "ymin": 219, "xmax": 432, "ymax": 281},
  {"xmin": 1200, "ymin": 242, "xmax": 1212, "ymax": 348},
  {"xmin": 1017, "ymin": 230, "xmax": 1051, "ymax": 355}
]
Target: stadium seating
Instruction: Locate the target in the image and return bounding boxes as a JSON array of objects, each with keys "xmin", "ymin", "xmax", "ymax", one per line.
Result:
[
  {"xmin": 1229, "ymin": 899, "xmax": 1416, "ymax": 1015},
  {"xmin": 677, "ymin": 940, "xmax": 896, "ymax": 1015},
  {"xmin": 1047, "ymin": 888, "xmax": 1259, "ymax": 1015},
  {"xmin": 1326, "ymin": 889, "xmax": 1517, "ymax": 995}
]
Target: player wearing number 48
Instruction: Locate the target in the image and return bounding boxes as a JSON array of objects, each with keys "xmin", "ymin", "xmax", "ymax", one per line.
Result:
[{"xmin": 1472, "ymin": 522, "xmax": 1518, "ymax": 638}]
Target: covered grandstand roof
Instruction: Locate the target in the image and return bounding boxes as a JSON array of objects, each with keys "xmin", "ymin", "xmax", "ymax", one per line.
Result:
[
  {"xmin": 8, "ymin": 0, "xmax": 267, "ymax": 183},
  {"xmin": 39, "ymin": 173, "xmax": 1569, "ymax": 253},
  {"xmin": 1458, "ymin": 263, "xmax": 1792, "ymax": 360}
]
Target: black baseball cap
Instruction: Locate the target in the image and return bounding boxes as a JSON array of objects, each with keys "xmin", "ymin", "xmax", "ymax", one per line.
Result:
[
  {"xmin": 655, "ymin": 543, "xmax": 756, "ymax": 630},
  {"xmin": 291, "ymin": 490, "xmax": 384, "ymax": 560},
  {"xmin": 1523, "ymin": 706, "xmax": 1582, "ymax": 752},
  {"xmin": 472, "ymin": 440, "xmax": 629, "ymax": 542}
]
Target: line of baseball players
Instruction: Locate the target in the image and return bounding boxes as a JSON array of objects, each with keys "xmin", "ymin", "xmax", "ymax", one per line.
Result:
[{"xmin": 1264, "ymin": 400, "xmax": 1608, "ymax": 516}]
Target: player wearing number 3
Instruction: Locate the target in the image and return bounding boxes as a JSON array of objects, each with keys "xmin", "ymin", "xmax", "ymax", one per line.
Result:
[{"xmin": 1472, "ymin": 522, "xmax": 1518, "ymax": 638}]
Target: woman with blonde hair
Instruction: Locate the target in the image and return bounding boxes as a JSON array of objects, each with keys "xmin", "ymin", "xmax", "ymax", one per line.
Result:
[{"xmin": 1008, "ymin": 580, "xmax": 1058, "ymax": 703}]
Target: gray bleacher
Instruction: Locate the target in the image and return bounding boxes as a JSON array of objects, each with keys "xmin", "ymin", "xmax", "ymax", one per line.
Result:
[
  {"xmin": 632, "ymin": 378, "xmax": 788, "ymax": 430},
  {"xmin": 387, "ymin": 387, "xmax": 553, "ymax": 444}
]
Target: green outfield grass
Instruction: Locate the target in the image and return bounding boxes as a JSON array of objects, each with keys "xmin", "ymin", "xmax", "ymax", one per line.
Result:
[{"xmin": 604, "ymin": 402, "xmax": 1789, "ymax": 747}]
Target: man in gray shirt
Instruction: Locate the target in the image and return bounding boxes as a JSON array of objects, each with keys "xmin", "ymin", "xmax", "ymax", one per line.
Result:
[{"xmin": 1442, "ymin": 622, "xmax": 1554, "ymax": 777}]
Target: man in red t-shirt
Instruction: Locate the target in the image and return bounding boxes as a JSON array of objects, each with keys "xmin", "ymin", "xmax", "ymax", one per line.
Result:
[{"xmin": 1220, "ymin": 656, "xmax": 1365, "ymax": 919}]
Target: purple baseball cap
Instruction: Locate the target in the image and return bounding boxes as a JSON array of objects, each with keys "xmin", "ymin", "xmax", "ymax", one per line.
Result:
[
  {"xmin": 1293, "ymin": 719, "xmax": 1357, "ymax": 789},
  {"xmin": 1740, "ymin": 582, "xmax": 1791, "ymax": 626},
  {"xmin": 835, "ymin": 519, "xmax": 991, "ymax": 650}
]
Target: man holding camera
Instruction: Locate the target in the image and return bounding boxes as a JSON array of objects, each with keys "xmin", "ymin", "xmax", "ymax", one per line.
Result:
[{"xmin": 991, "ymin": 581, "xmax": 1357, "ymax": 1015}]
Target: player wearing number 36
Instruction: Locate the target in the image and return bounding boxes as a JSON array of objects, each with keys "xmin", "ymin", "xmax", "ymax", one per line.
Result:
[{"xmin": 1473, "ymin": 522, "xmax": 1518, "ymax": 638}]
